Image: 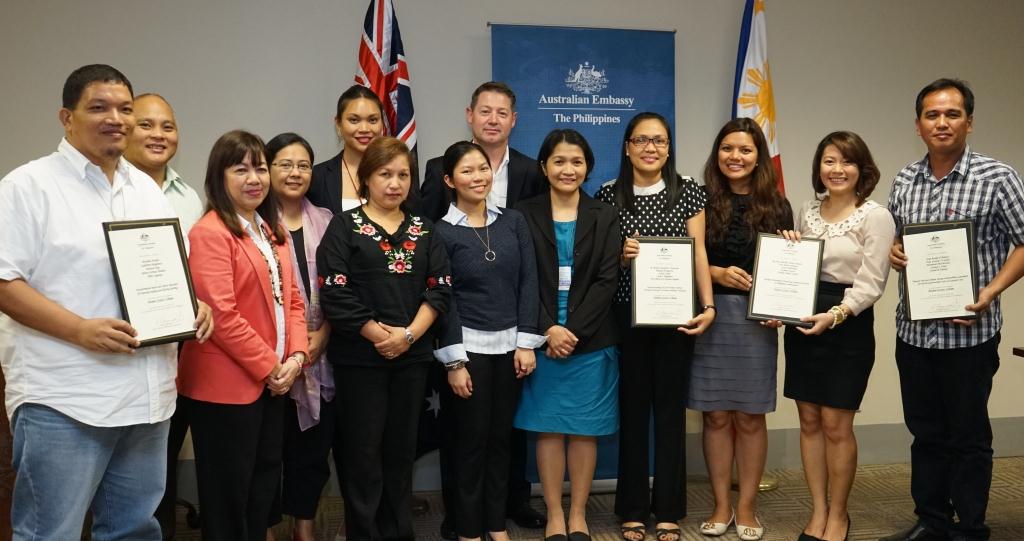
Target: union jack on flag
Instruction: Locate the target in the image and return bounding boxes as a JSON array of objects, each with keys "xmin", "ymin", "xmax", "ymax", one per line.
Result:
[{"xmin": 355, "ymin": 0, "xmax": 417, "ymax": 149}]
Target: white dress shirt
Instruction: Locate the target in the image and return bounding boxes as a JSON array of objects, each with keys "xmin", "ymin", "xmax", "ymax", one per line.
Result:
[
  {"xmin": 485, "ymin": 146, "xmax": 511, "ymax": 209},
  {"xmin": 433, "ymin": 203, "xmax": 546, "ymax": 363},
  {"xmin": 0, "ymin": 139, "xmax": 179, "ymax": 426}
]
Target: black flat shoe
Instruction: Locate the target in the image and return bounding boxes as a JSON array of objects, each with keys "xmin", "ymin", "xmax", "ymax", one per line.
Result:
[
  {"xmin": 568, "ymin": 532, "xmax": 591, "ymax": 541},
  {"xmin": 508, "ymin": 503, "xmax": 547, "ymax": 529},
  {"xmin": 439, "ymin": 517, "xmax": 456, "ymax": 541},
  {"xmin": 544, "ymin": 535, "xmax": 568, "ymax": 541},
  {"xmin": 797, "ymin": 533, "xmax": 821, "ymax": 541}
]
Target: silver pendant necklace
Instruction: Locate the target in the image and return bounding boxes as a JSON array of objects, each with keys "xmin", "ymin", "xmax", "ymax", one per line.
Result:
[{"xmin": 470, "ymin": 220, "xmax": 496, "ymax": 262}]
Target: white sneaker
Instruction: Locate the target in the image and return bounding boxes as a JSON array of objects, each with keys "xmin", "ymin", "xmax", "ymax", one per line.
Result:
[
  {"xmin": 736, "ymin": 517, "xmax": 764, "ymax": 541},
  {"xmin": 698, "ymin": 510, "xmax": 734, "ymax": 537}
]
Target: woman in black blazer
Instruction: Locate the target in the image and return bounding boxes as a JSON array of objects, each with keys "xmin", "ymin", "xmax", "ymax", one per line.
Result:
[
  {"xmin": 307, "ymin": 85, "xmax": 385, "ymax": 215},
  {"xmin": 514, "ymin": 129, "xmax": 621, "ymax": 541}
]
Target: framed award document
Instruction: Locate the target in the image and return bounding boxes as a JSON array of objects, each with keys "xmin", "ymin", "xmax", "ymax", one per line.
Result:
[
  {"xmin": 901, "ymin": 220, "xmax": 977, "ymax": 321},
  {"xmin": 748, "ymin": 233, "xmax": 823, "ymax": 327},
  {"xmin": 103, "ymin": 218, "xmax": 198, "ymax": 347},
  {"xmin": 630, "ymin": 237, "xmax": 695, "ymax": 328}
]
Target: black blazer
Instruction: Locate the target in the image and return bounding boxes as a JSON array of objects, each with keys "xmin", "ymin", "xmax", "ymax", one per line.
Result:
[
  {"xmin": 421, "ymin": 146, "xmax": 545, "ymax": 223},
  {"xmin": 309, "ymin": 150, "xmax": 421, "ymax": 215},
  {"xmin": 516, "ymin": 191, "xmax": 621, "ymax": 354}
]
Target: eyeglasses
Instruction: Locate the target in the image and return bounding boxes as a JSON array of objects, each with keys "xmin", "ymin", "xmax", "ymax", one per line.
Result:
[
  {"xmin": 628, "ymin": 136, "xmax": 669, "ymax": 148},
  {"xmin": 272, "ymin": 161, "xmax": 312, "ymax": 173}
]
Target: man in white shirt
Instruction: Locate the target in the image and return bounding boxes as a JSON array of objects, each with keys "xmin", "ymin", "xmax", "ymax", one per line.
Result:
[
  {"xmin": 420, "ymin": 81, "xmax": 545, "ymax": 223},
  {"xmin": 0, "ymin": 64, "xmax": 212, "ymax": 540},
  {"xmin": 124, "ymin": 93, "xmax": 203, "ymax": 234}
]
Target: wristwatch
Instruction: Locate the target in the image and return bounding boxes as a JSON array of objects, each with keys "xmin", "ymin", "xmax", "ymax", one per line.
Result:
[{"xmin": 404, "ymin": 327, "xmax": 415, "ymax": 344}]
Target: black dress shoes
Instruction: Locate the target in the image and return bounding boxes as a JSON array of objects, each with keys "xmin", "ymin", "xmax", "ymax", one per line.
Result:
[
  {"xmin": 440, "ymin": 517, "xmax": 457, "ymax": 541},
  {"xmin": 508, "ymin": 502, "xmax": 547, "ymax": 529},
  {"xmin": 878, "ymin": 523, "xmax": 946, "ymax": 541}
]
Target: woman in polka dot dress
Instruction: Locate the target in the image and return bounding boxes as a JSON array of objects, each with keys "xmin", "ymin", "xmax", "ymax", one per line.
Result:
[{"xmin": 595, "ymin": 112, "xmax": 715, "ymax": 541}]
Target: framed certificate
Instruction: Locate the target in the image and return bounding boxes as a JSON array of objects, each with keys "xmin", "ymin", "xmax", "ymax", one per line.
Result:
[
  {"xmin": 103, "ymin": 218, "xmax": 198, "ymax": 347},
  {"xmin": 901, "ymin": 220, "xmax": 977, "ymax": 321},
  {"xmin": 630, "ymin": 237, "xmax": 695, "ymax": 328},
  {"xmin": 748, "ymin": 233, "xmax": 823, "ymax": 327}
]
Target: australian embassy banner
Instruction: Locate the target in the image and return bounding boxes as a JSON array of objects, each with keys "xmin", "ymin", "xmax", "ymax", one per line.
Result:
[
  {"xmin": 492, "ymin": 24, "xmax": 675, "ymax": 480},
  {"xmin": 491, "ymin": 24, "xmax": 675, "ymax": 195}
]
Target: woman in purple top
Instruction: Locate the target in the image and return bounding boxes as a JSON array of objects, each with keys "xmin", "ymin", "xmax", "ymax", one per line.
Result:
[{"xmin": 265, "ymin": 132, "xmax": 334, "ymax": 541}]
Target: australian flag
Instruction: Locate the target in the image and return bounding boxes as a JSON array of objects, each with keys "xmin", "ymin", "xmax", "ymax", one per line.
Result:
[{"xmin": 355, "ymin": 0, "xmax": 417, "ymax": 150}]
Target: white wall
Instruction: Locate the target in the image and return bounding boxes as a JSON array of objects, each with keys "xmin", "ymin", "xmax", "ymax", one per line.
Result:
[{"xmin": 2, "ymin": 0, "xmax": 1023, "ymax": 448}]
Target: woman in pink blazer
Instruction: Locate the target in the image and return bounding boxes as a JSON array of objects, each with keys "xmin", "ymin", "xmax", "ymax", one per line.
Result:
[{"xmin": 179, "ymin": 130, "xmax": 309, "ymax": 541}]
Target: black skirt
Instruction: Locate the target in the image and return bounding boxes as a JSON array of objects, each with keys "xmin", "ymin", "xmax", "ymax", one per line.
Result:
[{"xmin": 783, "ymin": 281, "xmax": 874, "ymax": 410}]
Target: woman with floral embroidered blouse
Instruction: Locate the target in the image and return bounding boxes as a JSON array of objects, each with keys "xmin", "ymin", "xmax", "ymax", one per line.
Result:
[
  {"xmin": 316, "ymin": 136, "xmax": 452, "ymax": 541},
  {"xmin": 780, "ymin": 131, "xmax": 895, "ymax": 541}
]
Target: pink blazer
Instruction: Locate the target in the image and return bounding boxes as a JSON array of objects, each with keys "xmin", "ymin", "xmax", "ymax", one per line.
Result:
[{"xmin": 179, "ymin": 211, "xmax": 309, "ymax": 404}]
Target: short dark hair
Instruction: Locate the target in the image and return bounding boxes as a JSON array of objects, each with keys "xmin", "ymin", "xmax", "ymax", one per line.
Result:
[
  {"xmin": 266, "ymin": 132, "xmax": 315, "ymax": 166},
  {"xmin": 537, "ymin": 129, "xmax": 595, "ymax": 183},
  {"xmin": 356, "ymin": 137, "xmax": 416, "ymax": 212},
  {"xmin": 470, "ymin": 81, "xmax": 516, "ymax": 111},
  {"xmin": 915, "ymin": 78, "xmax": 974, "ymax": 118},
  {"xmin": 441, "ymin": 140, "xmax": 490, "ymax": 205},
  {"xmin": 62, "ymin": 64, "xmax": 133, "ymax": 109},
  {"xmin": 811, "ymin": 131, "xmax": 881, "ymax": 205},
  {"xmin": 203, "ymin": 130, "xmax": 285, "ymax": 244},
  {"xmin": 335, "ymin": 84, "xmax": 384, "ymax": 120}
]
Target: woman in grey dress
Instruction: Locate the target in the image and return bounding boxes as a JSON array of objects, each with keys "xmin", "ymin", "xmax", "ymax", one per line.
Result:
[{"xmin": 688, "ymin": 118, "xmax": 792, "ymax": 541}]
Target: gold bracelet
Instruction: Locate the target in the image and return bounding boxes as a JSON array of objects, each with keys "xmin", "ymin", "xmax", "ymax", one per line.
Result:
[{"xmin": 828, "ymin": 306, "xmax": 846, "ymax": 329}]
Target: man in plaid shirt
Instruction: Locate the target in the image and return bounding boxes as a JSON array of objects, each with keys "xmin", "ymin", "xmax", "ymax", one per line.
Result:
[{"xmin": 883, "ymin": 79, "xmax": 1024, "ymax": 541}]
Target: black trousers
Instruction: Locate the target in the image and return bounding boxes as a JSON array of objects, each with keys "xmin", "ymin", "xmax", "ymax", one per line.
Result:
[
  {"xmin": 155, "ymin": 395, "xmax": 190, "ymax": 540},
  {"xmin": 445, "ymin": 352, "xmax": 523, "ymax": 537},
  {"xmin": 614, "ymin": 306, "xmax": 693, "ymax": 523},
  {"xmin": 281, "ymin": 395, "xmax": 338, "ymax": 519},
  {"xmin": 185, "ymin": 390, "xmax": 285, "ymax": 541},
  {"xmin": 335, "ymin": 362, "xmax": 429, "ymax": 541},
  {"xmin": 895, "ymin": 334, "xmax": 1000, "ymax": 541},
  {"xmin": 439, "ymin": 368, "xmax": 532, "ymax": 532}
]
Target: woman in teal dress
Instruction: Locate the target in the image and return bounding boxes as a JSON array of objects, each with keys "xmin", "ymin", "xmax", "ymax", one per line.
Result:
[{"xmin": 515, "ymin": 129, "xmax": 621, "ymax": 541}]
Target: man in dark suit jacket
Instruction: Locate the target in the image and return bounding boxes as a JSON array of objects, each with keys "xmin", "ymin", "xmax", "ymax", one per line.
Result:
[
  {"xmin": 420, "ymin": 81, "xmax": 545, "ymax": 223},
  {"xmin": 422, "ymin": 82, "xmax": 547, "ymax": 540}
]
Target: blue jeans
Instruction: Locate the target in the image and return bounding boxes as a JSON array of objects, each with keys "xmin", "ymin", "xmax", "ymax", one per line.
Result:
[{"xmin": 11, "ymin": 403, "xmax": 169, "ymax": 540}]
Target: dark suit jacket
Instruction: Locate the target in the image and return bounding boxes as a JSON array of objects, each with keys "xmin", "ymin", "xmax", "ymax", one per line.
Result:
[
  {"xmin": 516, "ymin": 192, "xmax": 620, "ymax": 354},
  {"xmin": 309, "ymin": 150, "xmax": 421, "ymax": 215},
  {"xmin": 421, "ymin": 146, "xmax": 544, "ymax": 223}
]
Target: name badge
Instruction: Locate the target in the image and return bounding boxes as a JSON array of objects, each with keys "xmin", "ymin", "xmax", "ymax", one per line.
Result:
[{"xmin": 558, "ymin": 266, "xmax": 572, "ymax": 291}]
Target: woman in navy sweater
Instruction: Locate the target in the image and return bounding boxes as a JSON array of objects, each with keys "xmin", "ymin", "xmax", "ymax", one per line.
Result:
[{"xmin": 434, "ymin": 141, "xmax": 542, "ymax": 541}]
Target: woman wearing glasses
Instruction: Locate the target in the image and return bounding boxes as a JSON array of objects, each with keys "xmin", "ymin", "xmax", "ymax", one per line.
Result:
[
  {"xmin": 264, "ymin": 133, "xmax": 335, "ymax": 541},
  {"xmin": 595, "ymin": 112, "xmax": 715, "ymax": 541}
]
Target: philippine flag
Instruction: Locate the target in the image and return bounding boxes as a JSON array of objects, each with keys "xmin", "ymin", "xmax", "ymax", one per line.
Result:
[{"xmin": 733, "ymin": 0, "xmax": 784, "ymax": 194}]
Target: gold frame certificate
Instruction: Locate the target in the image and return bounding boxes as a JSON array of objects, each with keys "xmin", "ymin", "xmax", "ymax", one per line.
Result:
[
  {"xmin": 103, "ymin": 218, "xmax": 198, "ymax": 347},
  {"xmin": 630, "ymin": 237, "xmax": 695, "ymax": 328},
  {"xmin": 901, "ymin": 220, "xmax": 978, "ymax": 321},
  {"xmin": 748, "ymin": 233, "xmax": 823, "ymax": 328}
]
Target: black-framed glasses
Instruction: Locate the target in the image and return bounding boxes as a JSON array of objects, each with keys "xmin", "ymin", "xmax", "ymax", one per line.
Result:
[
  {"xmin": 628, "ymin": 136, "xmax": 669, "ymax": 148},
  {"xmin": 272, "ymin": 161, "xmax": 312, "ymax": 173}
]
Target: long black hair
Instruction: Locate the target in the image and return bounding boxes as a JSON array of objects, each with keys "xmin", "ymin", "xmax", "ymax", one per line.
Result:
[
  {"xmin": 703, "ymin": 118, "xmax": 790, "ymax": 244},
  {"xmin": 612, "ymin": 112, "xmax": 683, "ymax": 212}
]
